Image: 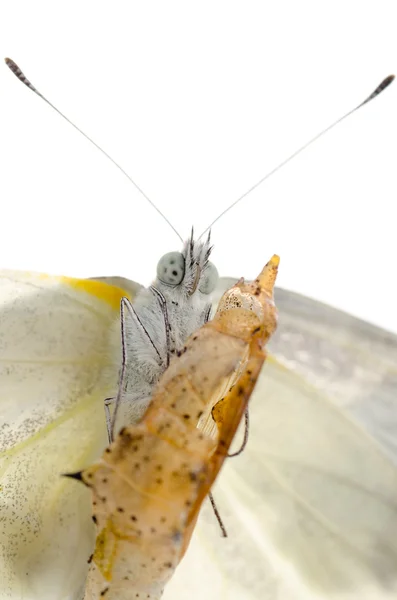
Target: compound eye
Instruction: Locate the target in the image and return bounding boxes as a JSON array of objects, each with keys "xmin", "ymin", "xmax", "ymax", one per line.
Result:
[
  {"xmin": 156, "ymin": 252, "xmax": 185, "ymax": 286},
  {"xmin": 199, "ymin": 262, "xmax": 219, "ymax": 294}
]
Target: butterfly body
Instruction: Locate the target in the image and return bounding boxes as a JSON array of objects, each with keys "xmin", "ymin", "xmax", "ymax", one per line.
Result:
[{"xmin": 108, "ymin": 232, "xmax": 218, "ymax": 436}]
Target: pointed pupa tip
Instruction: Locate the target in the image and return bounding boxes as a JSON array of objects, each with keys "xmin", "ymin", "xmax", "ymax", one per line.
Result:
[
  {"xmin": 268, "ymin": 254, "xmax": 280, "ymax": 268},
  {"xmin": 257, "ymin": 254, "xmax": 280, "ymax": 292}
]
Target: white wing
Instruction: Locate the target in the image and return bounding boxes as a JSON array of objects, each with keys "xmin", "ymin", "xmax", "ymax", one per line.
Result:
[
  {"xmin": 0, "ymin": 271, "xmax": 133, "ymax": 600},
  {"xmin": 165, "ymin": 280, "xmax": 397, "ymax": 600},
  {"xmin": 2, "ymin": 273, "xmax": 397, "ymax": 599}
]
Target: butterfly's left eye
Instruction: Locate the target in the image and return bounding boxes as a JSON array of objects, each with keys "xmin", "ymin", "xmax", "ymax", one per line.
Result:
[
  {"xmin": 199, "ymin": 262, "xmax": 219, "ymax": 294},
  {"xmin": 157, "ymin": 251, "xmax": 185, "ymax": 286}
]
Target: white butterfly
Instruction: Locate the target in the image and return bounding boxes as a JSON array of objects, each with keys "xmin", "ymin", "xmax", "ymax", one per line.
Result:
[{"xmin": 1, "ymin": 59, "xmax": 396, "ymax": 599}]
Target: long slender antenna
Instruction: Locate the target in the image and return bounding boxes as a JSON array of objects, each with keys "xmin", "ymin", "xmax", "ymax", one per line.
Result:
[
  {"xmin": 199, "ymin": 74, "xmax": 395, "ymax": 239},
  {"xmin": 4, "ymin": 57, "xmax": 183, "ymax": 244}
]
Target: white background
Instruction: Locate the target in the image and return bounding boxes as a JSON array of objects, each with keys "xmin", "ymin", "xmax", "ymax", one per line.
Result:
[{"xmin": 0, "ymin": 1, "xmax": 396, "ymax": 332}]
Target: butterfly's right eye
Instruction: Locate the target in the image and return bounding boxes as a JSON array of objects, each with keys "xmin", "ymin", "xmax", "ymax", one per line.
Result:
[{"xmin": 156, "ymin": 252, "xmax": 185, "ymax": 286}]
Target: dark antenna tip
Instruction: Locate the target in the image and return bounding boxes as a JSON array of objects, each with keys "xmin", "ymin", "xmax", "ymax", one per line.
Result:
[
  {"xmin": 384, "ymin": 74, "xmax": 395, "ymax": 86},
  {"xmin": 360, "ymin": 74, "xmax": 395, "ymax": 107},
  {"xmin": 4, "ymin": 57, "xmax": 39, "ymax": 94},
  {"xmin": 4, "ymin": 57, "xmax": 19, "ymax": 77}
]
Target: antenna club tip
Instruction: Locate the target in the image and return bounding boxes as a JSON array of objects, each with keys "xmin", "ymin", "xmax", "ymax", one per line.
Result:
[
  {"xmin": 384, "ymin": 74, "xmax": 395, "ymax": 86},
  {"xmin": 4, "ymin": 57, "xmax": 19, "ymax": 72}
]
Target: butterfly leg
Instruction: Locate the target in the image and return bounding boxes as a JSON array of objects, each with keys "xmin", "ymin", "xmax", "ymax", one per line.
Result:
[
  {"xmin": 104, "ymin": 397, "xmax": 116, "ymax": 444},
  {"xmin": 228, "ymin": 408, "xmax": 250, "ymax": 457},
  {"xmin": 149, "ymin": 286, "xmax": 171, "ymax": 367},
  {"xmin": 203, "ymin": 303, "xmax": 212, "ymax": 324}
]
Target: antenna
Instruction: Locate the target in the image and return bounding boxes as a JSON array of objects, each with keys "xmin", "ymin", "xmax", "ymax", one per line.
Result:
[
  {"xmin": 4, "ymin": 57, "xmax": 183, "ymax": 244},
  {"xmin": 199, "ymin": 74, "xmax": 395, "ymax": 239}
]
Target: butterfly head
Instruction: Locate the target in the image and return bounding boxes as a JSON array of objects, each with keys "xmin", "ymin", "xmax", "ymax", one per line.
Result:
[{"xmin": 155, "ymin": 229, "xmax": 218, "ymax": 300}]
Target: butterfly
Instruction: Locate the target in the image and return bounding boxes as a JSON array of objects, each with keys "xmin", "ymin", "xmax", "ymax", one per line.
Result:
[{"xmin": 0, "ymin": 58, "xmax": 396, "ymax": 599}]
